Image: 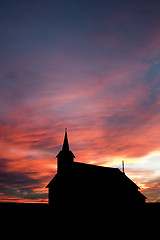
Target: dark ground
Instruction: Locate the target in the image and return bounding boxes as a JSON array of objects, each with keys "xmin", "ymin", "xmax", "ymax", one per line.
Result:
[{"xmin": 0, "ymin": 202, "xmax": 159, "ymax": 237}]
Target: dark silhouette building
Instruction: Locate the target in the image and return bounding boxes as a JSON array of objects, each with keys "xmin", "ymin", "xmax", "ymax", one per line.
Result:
[{"xmin": 46, "ymin": 129, "xmax": 146, "ymax": 214}]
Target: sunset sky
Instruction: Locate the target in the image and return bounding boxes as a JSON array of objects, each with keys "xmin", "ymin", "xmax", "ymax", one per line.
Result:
[{"xmin": 0, "ymin": 0, "xmax": 160, "ymax": 203}]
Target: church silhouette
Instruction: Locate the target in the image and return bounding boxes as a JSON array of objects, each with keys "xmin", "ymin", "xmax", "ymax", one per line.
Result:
[{"xmin": 46, "ymin": 129, "xmax": 146, "ymax": 215}]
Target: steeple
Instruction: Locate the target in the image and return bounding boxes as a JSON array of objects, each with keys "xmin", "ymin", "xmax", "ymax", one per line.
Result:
[
  {"xmin": 62, "ymin": 128, "xmax": 69, "ymax": 152},
  {"xmin": 56, "ymin": 128, "xmax": 75, "ymax": 174}
]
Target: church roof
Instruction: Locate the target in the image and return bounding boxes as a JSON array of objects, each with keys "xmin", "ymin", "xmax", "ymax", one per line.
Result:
[
  {"xmin": 73, "ymin": 162, "xmax": 139, "ymax": 189},
  {"xmin": 46, "ymin": 161, "xmax": 140, "ymax": 191}
]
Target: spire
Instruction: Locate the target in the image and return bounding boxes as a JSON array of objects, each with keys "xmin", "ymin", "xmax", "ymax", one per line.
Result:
[
  {"xmin": 62, "ymin": 128, "xmax": 69, "ymax": 151},
  {"xmin": 56, "ymin": 128, "xmax": 75, "ymax": 174}
]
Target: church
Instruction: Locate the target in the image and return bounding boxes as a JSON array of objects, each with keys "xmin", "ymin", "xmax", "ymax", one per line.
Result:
[{"xmin": 46, "ymin": 129, "xmax": 146, "ymax": 214}]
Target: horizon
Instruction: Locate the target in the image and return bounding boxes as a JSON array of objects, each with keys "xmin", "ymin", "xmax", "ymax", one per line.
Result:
[{"xmin": 0, "ymin": 0, "xmax": 160, "ymax": 203}]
